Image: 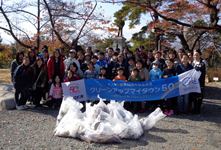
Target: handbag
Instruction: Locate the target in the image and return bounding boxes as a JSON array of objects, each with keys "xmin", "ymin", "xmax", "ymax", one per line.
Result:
[{"xmin": 32, "ymin": 70, "xmax": 42, "ymax": 90}]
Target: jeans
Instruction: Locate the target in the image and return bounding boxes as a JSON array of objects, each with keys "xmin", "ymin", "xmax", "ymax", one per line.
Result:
[
  {"xmin": 177, "ymin": 94, "xmax": 189, "ymax": 112},
  {"xmin": 14, "ymin": 85, "xmax": 29, "ymax": 106}
]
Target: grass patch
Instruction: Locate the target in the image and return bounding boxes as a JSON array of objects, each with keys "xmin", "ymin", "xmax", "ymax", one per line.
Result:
[{"xmin": 0, "ymin": 69, "xmax": 12, "ymax": 83}]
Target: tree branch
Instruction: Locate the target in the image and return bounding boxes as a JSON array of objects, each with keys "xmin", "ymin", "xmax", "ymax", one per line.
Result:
[
  {"xmin": 72, "ymin": 2, "xmax": 97, "ymax": 47},
  {"xmin": 0, "ymin": 7, "xmax": 32, "ymax": 48},
  {"xmin": 43, "ymin": 0, "xmax": 70, "ymax": 49}
]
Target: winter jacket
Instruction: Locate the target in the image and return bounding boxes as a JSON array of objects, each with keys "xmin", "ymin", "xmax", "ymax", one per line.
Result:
[
  {"xmin": 13, "ymin": 64, "xmax": 33, "ymax": 88},
  {"xmin": 10, "ymin": 60, "xmax": 22, "ymax": 82},
  {"xmin": 149, "ymin": 68, "xmax": 162, "ymax": 80},
  {"xmin": 110, "ymin": 61, "xmax": 129, "ymax": 79},
  {"xmin": 47, "ymin": 56, "xmax": 65, "ymax": 80},
  {"xmin": 191, "ymin": 59, "xmax": 206, "ymax": 87},
  {"xmin": 31, "ymin": 64, "xmax": 47, "ymax": 87},
  {"xmin": 64, "ymin": 57, "xmax": 81, "ymax": 71},
  {"xmin": 176, "ymin": 63, "xmax": 193, "ymax": 75},
  {"xmin": 138, "ymin": 67, "xmax": 149, "ymax": 81}
]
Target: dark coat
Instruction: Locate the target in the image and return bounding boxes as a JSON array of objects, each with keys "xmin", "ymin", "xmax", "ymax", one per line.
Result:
[
  {"xmin": 10, "ymin": 60, "xmax": 22, "ymax": 82},
  {"xmin": 13, "ymin": 64, "xmax": 33, "ymax": 88},
  {"xmin": 191, "ymin": 59, "xmax": 206, "ymax": 87},
  {"xmin": 31, "ymin": 64, "xmax": 47, "ymax": 87},
  {"xmin": 176, "ymin": 63, "xmax": 193, "ymax": 75}
]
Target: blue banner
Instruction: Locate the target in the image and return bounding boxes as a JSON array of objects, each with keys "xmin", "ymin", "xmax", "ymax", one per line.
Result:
[{"xmin": 62, "ymin": 69, "xmax": 201, "ymax": 102}]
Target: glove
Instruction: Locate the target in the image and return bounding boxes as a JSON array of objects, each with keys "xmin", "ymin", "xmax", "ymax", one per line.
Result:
[
  {"xmin": 168, "ymin": 74, "xmax": 172, "ymax": 77},
  {"xmin": 195, "ymin": 67, "xmax": 200, "ymax": 71}
]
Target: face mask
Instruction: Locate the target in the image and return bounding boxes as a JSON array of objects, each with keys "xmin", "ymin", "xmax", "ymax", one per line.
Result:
[{"xmin": 153, "ymin": 65, "xmax": 158, "ymax": 70}]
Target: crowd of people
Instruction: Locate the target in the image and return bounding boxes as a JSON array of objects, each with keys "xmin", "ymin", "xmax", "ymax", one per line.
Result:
[{"xmin": 11, "ymin": 45, "xmax": 206, "ymax": 115}]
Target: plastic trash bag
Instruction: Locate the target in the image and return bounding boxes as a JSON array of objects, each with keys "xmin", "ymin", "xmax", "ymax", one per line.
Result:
[
  {"xmin": 140, "ymin": 107, "xmax": 166, "ymax": 130},
  {"xmin": 126, "ymin": 115, "xmax": 143, "ymax": 139},
  {"xmin": 78, "ymin": 122, "xmax": 122, "ymax": 143},
  {"xmin": 55, "ymin": 95, "xmax": 166, "ymax": 143},
  {"xmin": 54, "ymin": 107, "xmax": 84, "ymax": 138},
  {"xmin": 57, "ymin": 96, "xmax": 83, "ymax": 125}
]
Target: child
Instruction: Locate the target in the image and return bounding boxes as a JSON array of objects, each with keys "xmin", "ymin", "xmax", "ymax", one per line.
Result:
[
  {"xmin": 97, "ymin": 66, "xmax": 109, "ymax": 79},
  {"xmin": 91, "ymin": 55, "xmax": 100, "ymax": 74},
  {"xmin": 176, "ymin": 54, "xmax": 193, "ymax": 114},
  {"xmin": 162, "ymin": 59, "xmax": 176, "ymax": 116},
  {"xmin": 149, "ymin": 60, "xmax": 163, "ymax": 111},
  {"xmin": 46, "ymin": 75, "xmax": 63, "ymax": 108},
  {"xmin": 149, "ymin": 60, "xmax": 162, "ymax": 80},
  {"xmin": 96, "ymin": 52, "xmax": 108, "ymax": 69},
  {"xmin": 112, "ymin": 66, "xmax": 126, "ymax": 81},
  {"xmin": 84, "ymin": 61, "xmax": 98, "ymax": 79},
  {"xmin": 63, "ymin": 70, "xmax": 73, "ymax": 82},
  {"xmin": 128, "ymin": 67, "xmax": 142, "ymax": 82}
]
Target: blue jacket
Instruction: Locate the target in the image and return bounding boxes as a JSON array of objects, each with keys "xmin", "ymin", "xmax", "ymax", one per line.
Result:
[
  {"xmin": 176, "ymin": 63, "xmax": 193, "ymax": 75},
  {"xmin": 149, "ymin": 68, "xmax": 162, "ymax": 80},
  {"xmin": 96, "ymin": 59, "xmax": 108, "ymax": 68}
]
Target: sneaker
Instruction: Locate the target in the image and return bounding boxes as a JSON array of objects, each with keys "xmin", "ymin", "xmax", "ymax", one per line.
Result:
[
  {"xmin": 164, "ymin": 109, "xmax": 168, "ymax": 115},
  {"xmin": 16, "ymin": 105, "xmax": 24, "ymax": 110},
  {"xmin": 138, "ymin": 108, "xmax": 146, "ymax": 113},
  {"xmin": 23, "ymin": 105, "xmax": 29, "ymax": 109},
  {"xmin": 167, "ymin": 110, "xmax": 174, "ymax": 116}
]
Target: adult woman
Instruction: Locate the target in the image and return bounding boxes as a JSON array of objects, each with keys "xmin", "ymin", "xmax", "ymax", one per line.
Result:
[
  {"xmin": 66, "ymin": 62, "xmax": 82, "ymax": 80},
  {"xmin": 11, "ymin": 51, "xmax": 24, "ymax": 82},
  {"xmin": 28, "ymin": 48, "xmax": 36, "ymax": 66},
  {"xmin": 136, "ymin": 59, "xmax": 149, "ymax": 113},
  {"xmin": 31, "ymin": 56, "xmax": 47, "ymax": 107},
  {"xmin": 168, "ymin": 49, "xmax": 180, "ymax": 67},
  {"xmin": 47, "ymin": 49, "xmax": 65, "ymax": 84},
  {"xmin": 176, "ymin": 54, "xmax": 193, "ymax": 114},
  {"xmin": 191, "ymin": 50, "xmax": 206, "ymax": 114}
]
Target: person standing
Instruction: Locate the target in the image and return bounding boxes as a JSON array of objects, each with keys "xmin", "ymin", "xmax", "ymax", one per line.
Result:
[
  {"xmin": 176, "ymin": 54, "xmax": 193, "ymax": 114},
  {"xmin": 47, "ymin": 49, "xmax": 65, "ymax": 84},
  {"xmin": 191, "ymin": 50, "xmax": 206, "ymax": 114},
  {"xmin": 139, "ymin": 45, "xmax": 148, "ymax": 58},
  {"xmin": 13, "ymin": 56, "xmax": 33, "ymax": 110},
  {"xmin": 28, "ymin": 48, "xmax": 36, "ymax": 66},
  {"xmin": 11, "ymin": 51, "xmax": 24, "ymax": 82},
  {"xmin": 31, "ymin": 56, "xmax": 47, "ymax": 107}
]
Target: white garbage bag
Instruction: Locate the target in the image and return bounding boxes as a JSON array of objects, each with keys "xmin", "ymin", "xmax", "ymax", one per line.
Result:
[{"xmin": 140, "ymin": 107, "xmax": 166, "ymax": 130}]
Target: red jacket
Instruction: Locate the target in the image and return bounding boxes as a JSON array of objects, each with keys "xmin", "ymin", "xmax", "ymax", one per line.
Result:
[{"xmin": 47, "ymin": 56, "xmax": 65, "ymax": 80}]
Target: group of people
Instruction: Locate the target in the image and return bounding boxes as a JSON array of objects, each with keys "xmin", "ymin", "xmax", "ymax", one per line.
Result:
[{"xmin": 11, "ymin": 45, "xmax": 206, "ymax": 115}]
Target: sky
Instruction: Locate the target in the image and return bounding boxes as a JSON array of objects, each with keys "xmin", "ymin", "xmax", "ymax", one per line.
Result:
[{"xmin": 0, "ymin": 1, "xmax": 148, "ymax": 45}]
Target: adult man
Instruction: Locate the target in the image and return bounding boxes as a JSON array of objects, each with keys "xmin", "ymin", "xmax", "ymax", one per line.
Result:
[
  {"xmin": 139, "ymin": 45, "xmax": 148, "ymax": 58},
  {"xmin": 64, "ymin": 49, "xmax": 80, "ymax": 71},
  {"xmin": 105, "ymin": 47, "xmax": 114, "ymax": 63},
  {"xmin": 86, "ymin": 46, "xmax": 93, "ymax": 56},
  {"xmin": 13, "ymin": 56, "xmax": 33, "ymax": 110},
  {"xmin": 42, "ymin": 48, "xmax": 49, "ymax": 65}
]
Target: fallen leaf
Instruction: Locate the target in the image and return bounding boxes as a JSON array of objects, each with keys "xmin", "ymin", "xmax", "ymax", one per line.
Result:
[
  {"xmin": 62, "ymin": 137, "xmax": 66, "ymax": 139},
  {"xmin": 192, "ymin": 148, "xmax": 198, "ymax": 150},
  {"xmin": 6, "ymin": 141, "xmax": 10, "ymax": 144},
  {"xmin": 3, "ymin": 135, "xmax": 6, "ymax": 137},
  {"xmin": 31, "ymin": 119, "xmax": 34, "ymax": 122},
  {"xmin": 218, "ymin": 140, "xmax": 221, "ymax": 142},
  {"xmin": 15, "ymin": 132, "xmax": 19, "ymax": 135},
  {"xmin": 198, "ymin": 142, "xmax": 203, "ymax": 144}
]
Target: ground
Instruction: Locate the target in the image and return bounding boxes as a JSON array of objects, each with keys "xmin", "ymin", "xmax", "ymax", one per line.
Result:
[
  {"xmin": 0, "ymin": 70, "xmax": 221, "ymax": 149},
  {"xmin": 0, "ymin": 69, "xmax": 11, "ymax": 83}
]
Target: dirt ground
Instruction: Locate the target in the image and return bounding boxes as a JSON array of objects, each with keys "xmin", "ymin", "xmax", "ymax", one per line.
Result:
[{"xmin": 0, "ymin": 83, "xmax": 221, "ymax": 150}]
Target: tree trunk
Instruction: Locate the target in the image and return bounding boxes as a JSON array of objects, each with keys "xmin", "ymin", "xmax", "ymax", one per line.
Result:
[{"xmin": 37, "ymin": 0, "xmax": 40, "ymax": 49}]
